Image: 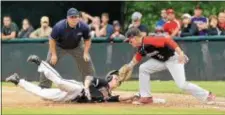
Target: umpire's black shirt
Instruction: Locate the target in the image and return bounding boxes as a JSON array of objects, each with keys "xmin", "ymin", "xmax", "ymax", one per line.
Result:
[{"xmin": 50, "ymin": 19, "xmax": 90, "ymax": 49}]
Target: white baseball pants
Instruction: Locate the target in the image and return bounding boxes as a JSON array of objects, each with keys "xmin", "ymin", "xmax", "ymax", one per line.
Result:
[
  {"xmin": 139, "ymin": 54, "xmax": 210, "ymax": 102},
  {"xmin": 18, "ymin": 61, "xmax": 84, "ymax": 102}
]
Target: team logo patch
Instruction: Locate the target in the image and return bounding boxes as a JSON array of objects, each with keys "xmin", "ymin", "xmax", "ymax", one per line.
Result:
[{"xmin": 146, "ymin": 51, "xmax": 159, "ymax": 57}]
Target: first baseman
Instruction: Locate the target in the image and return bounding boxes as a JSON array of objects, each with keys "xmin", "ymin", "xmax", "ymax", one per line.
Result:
[
  {"xmin": 39, "ymin": 7, "xmax": 95, "ymax": 88},
  {"xmin": 123, "ymin": 28, "xmax": 215, "ymax": 105},
  {"xmin": 6, "ymin": 55, "xmax": 136, "ymax": 103}
]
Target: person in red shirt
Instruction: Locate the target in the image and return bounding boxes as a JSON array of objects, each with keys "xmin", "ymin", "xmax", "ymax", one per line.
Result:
[
  {"xmin": 163, "ymin": 8, "xmax": 181, "ymax": 38},
  {"xmin": 123, "ymin": 28, "xmax": 215, "ymax": 105},
  {"xmin": 218, "ymin": 12, "xmax": 225, "ymax": 30}
]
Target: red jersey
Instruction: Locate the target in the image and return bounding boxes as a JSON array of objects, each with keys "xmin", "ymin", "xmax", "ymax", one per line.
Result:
[
  {"xmin": 135, "ymin": 37, "xmax": 178, "ymax": 62},
  {"xmin": 163, "ymin": 19, "xmax": 181, "ymax": 35}
]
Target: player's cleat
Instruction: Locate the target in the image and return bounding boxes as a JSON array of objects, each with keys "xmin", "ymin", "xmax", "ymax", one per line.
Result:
[
  {"xmin": 206, "ymin": 92, "xmax": 216, "ymax": 104},
  {"xmin": 132, "ymin": 97, "xmax": 153, "ymax": 105},
  {"xmin": 27, "ymin": 55, "xmax": 41, "ymax": 65},
  {"xmin": 5, "ymin": 73, "xmax": 20, "ymax": 85}
]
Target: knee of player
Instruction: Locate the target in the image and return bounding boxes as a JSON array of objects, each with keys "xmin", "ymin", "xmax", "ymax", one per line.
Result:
[{"xmin": 176, "ymin": 82, "xmax": 188, "ymax": 90}]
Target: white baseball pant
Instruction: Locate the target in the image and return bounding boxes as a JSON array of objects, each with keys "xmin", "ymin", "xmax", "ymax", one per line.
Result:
[
  {"xmin": 18, "ymin": 61, "xmax": 84, "ymax": 102},
  {"xmin": 139, "ymin": 54, "xmax": 210, "ymax": 102}
]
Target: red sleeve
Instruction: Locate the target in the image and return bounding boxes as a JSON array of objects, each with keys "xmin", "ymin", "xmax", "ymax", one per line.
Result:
[
  {"xmin": 135, "ymin": 52, "xmax": 143, "ymax": 62},
  {"xmin": 143, "ymin": 37, "xmax": 178, "ymax": 49},
  {"xmin": 164, "ymin": 38, "xmax": 179, "ymax": 49}
]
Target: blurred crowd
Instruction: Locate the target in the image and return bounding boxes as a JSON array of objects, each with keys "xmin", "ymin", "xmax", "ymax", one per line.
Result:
[{"xmin": 1, "ymin": 5, "xmax": 225, "ymax": 40}]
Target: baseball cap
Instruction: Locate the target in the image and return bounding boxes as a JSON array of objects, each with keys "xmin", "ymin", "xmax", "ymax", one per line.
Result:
[
  {"xmin": 182, "ymin": 13, "xmax": 192, "ymax": 19},
  {"xmin": 131, "ymin": 12, "xmax": 142, "ymax": 21},
  {"xmin": 166, "ymin": 8, "xmax": 175, "ymax": 15},
  {"xmin": 124, "ymin": 27, "xmax": 141, "ymax": 42},
  {"xmin": 67, "ymin": 8, "xmax": 80, "ymax": 17}
]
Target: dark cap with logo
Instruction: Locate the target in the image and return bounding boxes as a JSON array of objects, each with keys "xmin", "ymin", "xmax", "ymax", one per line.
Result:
[{"xmin": 67, "ymin": 8, "xmax": 80, "ymax": 17}]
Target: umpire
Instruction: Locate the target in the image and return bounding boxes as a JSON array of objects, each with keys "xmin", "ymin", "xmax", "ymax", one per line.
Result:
[{"xmin": 39, "ymin": 8, "xmax": 95, "ymax": 88}]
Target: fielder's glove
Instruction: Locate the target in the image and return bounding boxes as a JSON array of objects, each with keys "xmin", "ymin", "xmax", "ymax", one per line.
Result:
[{"xmin": 118, "ymin": 64, "xmax": 133, "ymax": 84}]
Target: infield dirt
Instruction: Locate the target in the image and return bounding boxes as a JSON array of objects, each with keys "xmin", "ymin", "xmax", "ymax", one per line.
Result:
[{"xmin": 2, "ymin": 86, "xmax": 225, "ymax": 112}]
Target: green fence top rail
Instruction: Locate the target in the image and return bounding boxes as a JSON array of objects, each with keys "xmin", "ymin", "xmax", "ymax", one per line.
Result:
[{"xmin": 1, "ymin": 36, "xmax": 225, "ymax": 43}]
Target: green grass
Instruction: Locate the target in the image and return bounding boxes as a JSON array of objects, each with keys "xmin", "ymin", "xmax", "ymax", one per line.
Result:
[
  {"xmin": 118, "ymin": 80, "xmax": 225, "ymax": 97},
  {"xmin": 3, "ymin": 80, "xmax": 225, "ymax": 97},
  {"xmin": 2, "ymin": 106, "xmax": 225, "ymax": 114}
]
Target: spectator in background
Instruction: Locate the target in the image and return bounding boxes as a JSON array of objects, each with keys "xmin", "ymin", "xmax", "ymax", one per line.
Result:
[
  {"xmin": 81, "ymin": 12, "xmax": 105, "ymax": 38},
  {"xmin": 156, "ymin": 9, "xmax": 167, "ymax": 28},
  {"xmin": 110, "ymin": 20, "xmax": 125, "ymax": 40},
  {"xmin": 29, "ymin": 16, "xmax": 52, "ymax": 38},
  {"xmin": 2, "ymin": 15, "xmax": 18, "ymax": 40},
  {"xmin": 80, "ymin": 11, "xmax": 89, "ymax": 24},
  {"xmin": 18, "ymin": 18, "xmax": 34, "ymax": 38},
  {"xmin": 149, "ymin": 26, "xmax": 168, "ymax": 37},
  {"xmin": 191, "ymin": 5, "xmax": 208, "ymax": 36},
  {"xmin": 163, "ymin": 8, "xmax": 180, "ymax": 38},
  {"xmin": 129, "ymin": 12, "xmax": 149, "ymax": 36},
  {"xmin": 90, "ymin": 16, "xmax": 102, "ymax": 38},
  {"xmin": 218, "ymin": 12, "xmax": 225, "ymax": 35},
  {"xmin": 207, "ymin": 15, "xmax": 220, "ymax": 35},
  {"xmin": 180, "ymin": 13, "xmax": 198, "ymax": 37},
  {"xmin": 101, "ymin": 13, "xmax": 113, "ymax": 37}
]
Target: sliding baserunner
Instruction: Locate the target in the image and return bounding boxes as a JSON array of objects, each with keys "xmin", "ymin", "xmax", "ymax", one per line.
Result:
[{"xmin": 6, "ymin": 55, "xmax": 137, "ymax": 103}]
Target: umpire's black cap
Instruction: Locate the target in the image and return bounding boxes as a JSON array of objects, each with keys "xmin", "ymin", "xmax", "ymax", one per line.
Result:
[
  {"xmin": 124, "ymin": 27, "xmax": 141, "ymax": 42},
  {"xmin": 67, "ymin": 8, "xmax": 80, "ymax": 17}
]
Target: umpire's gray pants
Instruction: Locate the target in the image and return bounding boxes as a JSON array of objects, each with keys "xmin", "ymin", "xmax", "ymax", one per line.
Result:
[{"xmin": 39, "ymin": 44, "xmax": 95, "ymax": 88}]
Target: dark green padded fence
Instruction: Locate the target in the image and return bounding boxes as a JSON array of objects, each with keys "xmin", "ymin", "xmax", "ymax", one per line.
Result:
[{"xmin": 2, "ymin": 36, "xmax": 225, "ymax": 81}]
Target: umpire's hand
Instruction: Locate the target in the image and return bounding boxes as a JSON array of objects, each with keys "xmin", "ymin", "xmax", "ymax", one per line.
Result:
[
  {"xmin": 83, "ymin": 53, "xmax": 90, "ymax": 62},
  {"xmin": 50, "ymin": 54, "xmax": 58, "ymax": 65}
]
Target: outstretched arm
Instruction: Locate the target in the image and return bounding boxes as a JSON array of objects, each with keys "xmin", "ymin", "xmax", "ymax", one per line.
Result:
[
  {"xmin": 106, "ymin": 95, "xmax": 136, "ymax": 102},
  {"xmin": 119, "ymin": 95, "xmax": 137, "ymax": 102},
  {"xmin": 127, "ymin": 53, "xmax": 141, "ymax": 69}
]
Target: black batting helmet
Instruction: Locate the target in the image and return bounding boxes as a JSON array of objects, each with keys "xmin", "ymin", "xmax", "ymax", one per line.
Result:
[{"xmin": 105, "ymin": 70, "xmax": 119, "ymax": 82}]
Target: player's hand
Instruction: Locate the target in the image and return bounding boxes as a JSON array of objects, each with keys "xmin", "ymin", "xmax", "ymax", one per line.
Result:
[
  {"xmin": 178, "ymin": 53, "xmax": 189, "ymax": 64},
  {"xmin": 83, "ymin": 53, "xmax": 90, "ymax": 62},
  {"xmin": 133, "ymin": 93, "xmax": 141, "ymax": 101},
  {"xmin": 50, "ymin": 54, "xmax": 58, "ymax": 65},
  {"xmin": 85, "ymin": 88, "xmax": 91, "ymax": 101}
]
